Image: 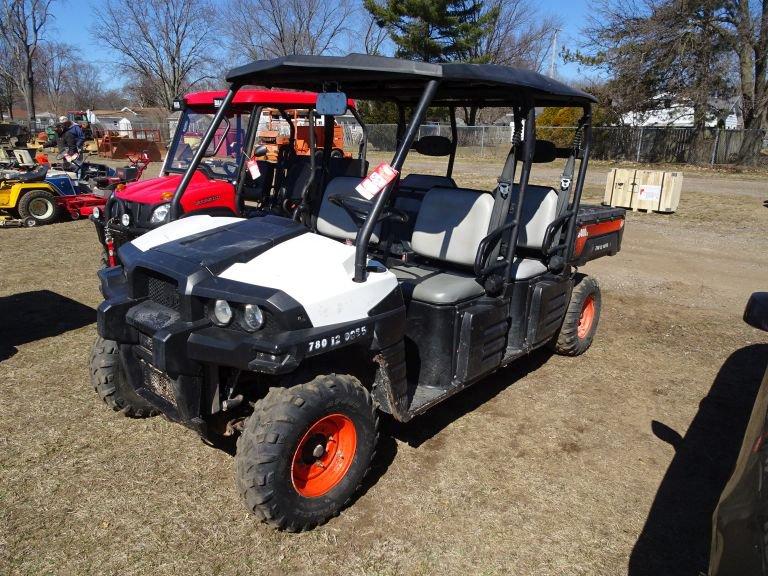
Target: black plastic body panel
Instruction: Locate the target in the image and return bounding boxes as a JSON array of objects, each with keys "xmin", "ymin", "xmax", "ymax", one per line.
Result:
[
  {"xmin": 526, "ymin": 279, "xmax": 571, "ymax": 347},
  {"xmin": 403, "ymin": 300, "xmax": 457, "ymax": 389},
  {"xmin": 455, "ymin": 302, "xmax": 509, "ymax": 383}
]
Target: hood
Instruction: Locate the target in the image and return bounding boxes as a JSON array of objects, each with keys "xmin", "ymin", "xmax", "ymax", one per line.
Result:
[{"xmin": 115, "ymin": 170, "xmax": 212, "ymax": 205}]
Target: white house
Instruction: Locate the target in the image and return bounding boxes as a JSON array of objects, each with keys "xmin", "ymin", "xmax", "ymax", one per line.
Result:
[{"xmin": 622, "ymin": 95, "xmax": 741, "ymax": 128}]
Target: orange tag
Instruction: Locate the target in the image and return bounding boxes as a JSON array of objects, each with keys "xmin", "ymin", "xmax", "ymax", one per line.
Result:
[
  {"xmin": 247, "ymin": 156, "xmax": 261, "ymax": 179},
  {"xmin": 355, "ymin": 163, "xmax": 398, "ymax": 200}
]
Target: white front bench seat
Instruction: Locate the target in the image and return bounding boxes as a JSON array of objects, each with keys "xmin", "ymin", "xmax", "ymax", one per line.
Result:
[{"xmin": 316, "ymin": 176, "xmax": 381, "ymax": 243}]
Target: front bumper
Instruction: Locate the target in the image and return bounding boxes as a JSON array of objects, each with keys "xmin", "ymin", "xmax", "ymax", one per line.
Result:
[{"xmin": 97, "ymin": 264, "xmax": 399, "ymax": 430}]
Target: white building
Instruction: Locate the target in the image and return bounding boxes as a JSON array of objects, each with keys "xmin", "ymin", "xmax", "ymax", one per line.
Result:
[{"xmin": 622, "ymin": 96, "xmax": 741, "ymax": 128}]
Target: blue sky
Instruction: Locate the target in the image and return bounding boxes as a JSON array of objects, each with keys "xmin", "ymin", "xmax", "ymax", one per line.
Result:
[{"xmin": 52, "ymin": 0, "xmax": 592, "ymax": 88}]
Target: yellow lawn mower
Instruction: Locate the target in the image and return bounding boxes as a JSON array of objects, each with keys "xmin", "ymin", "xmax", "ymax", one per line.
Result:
[
  {"xmin": 0, "ymin": 161, "xmax": 110, "ymax": 227},
  {"xmin": 0, "ymin": 165, "xmax": 60, "ymax": 226}
]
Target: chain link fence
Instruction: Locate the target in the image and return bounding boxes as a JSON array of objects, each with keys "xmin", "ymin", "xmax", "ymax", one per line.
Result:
[
  {"xmin": 349, "ymin": 123, "xmax": 768, "ymax": 166},
  {"xmin": 10, "ymin": 116, "xmax": 763, "ymax": 166}
]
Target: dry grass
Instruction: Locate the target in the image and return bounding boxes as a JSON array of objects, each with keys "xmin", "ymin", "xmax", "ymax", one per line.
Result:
[{"xmin": 1, "ymin": 160, "xmax": 767, "ymax": 575}]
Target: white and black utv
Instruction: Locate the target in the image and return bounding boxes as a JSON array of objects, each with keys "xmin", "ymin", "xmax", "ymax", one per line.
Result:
[{"xmin": 91, "ymin": 54, "xmax": 625, "ymax": 531}]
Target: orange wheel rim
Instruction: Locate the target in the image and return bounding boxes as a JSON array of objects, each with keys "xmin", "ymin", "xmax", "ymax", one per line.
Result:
[
  {"xmin": 291, "ymin": 414, "xmax": 357, "ymax": 498},
  {"xmin": 577, "ymin": 295, "xmax": 596, "ymax": 339}
]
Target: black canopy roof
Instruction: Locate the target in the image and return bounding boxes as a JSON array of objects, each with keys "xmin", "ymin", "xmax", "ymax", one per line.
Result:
[{"xmin": 226, "ymin": 54, "xmax": 596, "ymax": 107}]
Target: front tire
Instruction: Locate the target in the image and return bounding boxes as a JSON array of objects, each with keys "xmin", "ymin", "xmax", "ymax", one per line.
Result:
[
  {"xmin": 235, "ymin": 373, "xmax": 378, "ymax": 531},
  {"xmin": 89, "ymin": 336, "xmax": 160, "ymax": 418},
  {"xmin": 17, "ymin": 189, "xmax": 59, "ymax": 225},
  {"xmin": 551, "ymin": 274, "xmax": 602, "ymax": 356}
]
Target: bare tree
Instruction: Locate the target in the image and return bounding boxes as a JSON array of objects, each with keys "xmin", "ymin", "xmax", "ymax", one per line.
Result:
[
  {"xmin": 0, "ymin": 0, "xmax": 54, "ymax": 120},
  {"xmin": 571, "ymin": 0, "xmax": 734, "ymax": 129},
  {"xmin": 92, "ymin": 0, "xmax": 217, "ymax": 110},
  {"xmin": 35, "ymin": 41, "xmax": 74, "ymax": 114},
  {"xmin": 459, "ymin": 0, "xmax": 562, "ymax": 124},
  {"xmin": 720, "ymin": 0, "xmax": 767, "ymax": 159},
  {"xmin": 361, "ymin": 12, "xmax": 388, "ymax": 55},
  {"xmin": 465, "ymin": 0, "xmax": 560, "ymax": 71},
  {"xmin": 66, "ymin": 61, "xmax": 106, "ymax": 111},
  {"xmin": 224, "ymin": 0, "xmax": 353, "ymax": 60}
]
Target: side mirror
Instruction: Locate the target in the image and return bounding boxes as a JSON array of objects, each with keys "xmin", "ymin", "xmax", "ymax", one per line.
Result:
[
  {"xmin": 252, "ymin": 144, "xmax": 268, "ymax": 157},
  {"xmin": 316, "ymin": 92, "xmax": 348, "ymax": 116},
  {"xmin": 744, "ymin": 292, "xmax": 768, "ymax": 332}
]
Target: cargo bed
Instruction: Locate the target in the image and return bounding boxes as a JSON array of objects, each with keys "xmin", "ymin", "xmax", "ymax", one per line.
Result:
[{"xmin": 571, "ymin": 204, "xmax": 625, "ymax": 266}]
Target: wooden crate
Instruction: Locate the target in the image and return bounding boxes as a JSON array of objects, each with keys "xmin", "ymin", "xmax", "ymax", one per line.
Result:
[
  {"xmin": 603, "ymin": 168, "xmax": 636, "ymax": 207},
  {"xmin": 603, "ymin": 169, "xmax": 683, "ymax": 213},
  {"xmin": 657, "ymin": 171, "xmax": 683, "ymax": 213}
]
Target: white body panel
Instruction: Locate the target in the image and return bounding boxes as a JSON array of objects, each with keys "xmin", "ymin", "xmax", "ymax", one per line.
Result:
[
  {"xmin": 132, "ymin": 215, "xmax": 242, "ymax": 252},
  {"xmin": 220, "ymin": 233, "xmax": 397, "ymax": 327}
]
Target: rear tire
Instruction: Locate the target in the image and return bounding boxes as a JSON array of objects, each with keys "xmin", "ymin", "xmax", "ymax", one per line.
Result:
[
  {"xmin": 235, "ymin": 373, "xmax": 378, "ymax": 532},
  {"xmin": 89, "ymin": 336, "xmax": 159, "ymax": 418},
  {"xmin": 551, "ymin": 274, "xmax": 601, "ymax": 356},
  {"xmin": 17, "ymin": 189, "xmax": 59, "ymax": 225}
]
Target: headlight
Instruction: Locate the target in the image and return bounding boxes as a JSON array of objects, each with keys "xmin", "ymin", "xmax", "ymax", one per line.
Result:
[
  {"xmin": 150, "ymin": 203, "xmax": 170, "ymax": 225},
  {"xmin": 211, "ymin": 299, "xmax": 232, "ymax": 326},
  {"xmin": 92, "ymin": 206, "xmax": 100, "ymax": 219},
  {"xmin": 241, "ymin": 304, "xmax": 264, "ymax": 332},
  {"xmin": 121, "ymin": 213, "xmax": 130, "ymax": 226}
]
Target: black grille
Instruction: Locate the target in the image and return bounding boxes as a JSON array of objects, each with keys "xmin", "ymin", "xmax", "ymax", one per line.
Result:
[
  {"xmin": 147, "ymin": 275, "xmax": 180, "ymax": 311},
  {"xmin": 140, "ymin": 360, "xmax": 175, "ymax": 405},
  {"xmin": 123, "ymin": 201, "xmax": 154, "ymax": 228}
]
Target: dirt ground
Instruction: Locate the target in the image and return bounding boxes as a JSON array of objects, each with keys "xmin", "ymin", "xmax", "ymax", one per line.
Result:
[{"xmin": 1, "ymin": 156, "xmax": 767, "ymax": 576}]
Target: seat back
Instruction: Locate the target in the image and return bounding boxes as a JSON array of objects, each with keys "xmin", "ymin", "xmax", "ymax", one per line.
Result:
[
  {"xmin": 399, "ymin": 173, "xmax": 456, "ymax": 193},
  {"xmin": 15, "ymin": 165, "xmax": 48, "ymax": 182},
  {"xmin": 328, "ymin": 157, "xmax": 368, "ymax": 179},
  {"xmin": 510, "ymin": 184, "xmax": 558, "ymax": 251},
  {"xmin": 411, "ymin": 187, "xmax": 494, "ymax": 267},
  {"xmin": 277, "ymin": 156, "xmax": 313, "ymax": 204},
  {"xmin": 316, "ymin": 176, "xmax": 380, "ymax": 243},
  {"xmin": 241, "ymin": 160, "xmax": 275, "ymax": 202}
]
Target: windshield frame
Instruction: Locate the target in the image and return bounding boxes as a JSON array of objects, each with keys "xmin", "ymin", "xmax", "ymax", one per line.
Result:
[{"xmin": 163, "ymin": 106, "xmax": 245, "ymax": 177}]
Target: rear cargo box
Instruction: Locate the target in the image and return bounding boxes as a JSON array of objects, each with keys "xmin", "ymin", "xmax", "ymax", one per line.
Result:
[{"xmin": 571, "ymin": 204, "xmax": 625, "ymax": 266}]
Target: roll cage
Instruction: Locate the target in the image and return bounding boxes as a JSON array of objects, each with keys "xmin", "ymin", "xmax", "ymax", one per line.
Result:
[{"xmin": 170, "ymin": 54, "xmax": 597, "ymax": 287}]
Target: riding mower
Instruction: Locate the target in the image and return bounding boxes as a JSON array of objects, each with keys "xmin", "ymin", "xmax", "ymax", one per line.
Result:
[
  {"xmin": 91, "ymin": 54, "xmax": 625, "ymax": 531},
  {"xmin": 0, "ymin": 152, "xmax": 150, "ymax": 226}
]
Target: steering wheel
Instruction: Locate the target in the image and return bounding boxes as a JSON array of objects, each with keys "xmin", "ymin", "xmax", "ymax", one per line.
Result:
[{"xmin": 328, "ymin": 195, "xmax": 409, "ymax": 229}]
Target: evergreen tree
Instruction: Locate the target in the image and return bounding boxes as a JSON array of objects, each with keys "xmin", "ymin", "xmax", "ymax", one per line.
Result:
[{"xmin": 364, "ymin": 0, "xmax": 496, "ymax": 63}]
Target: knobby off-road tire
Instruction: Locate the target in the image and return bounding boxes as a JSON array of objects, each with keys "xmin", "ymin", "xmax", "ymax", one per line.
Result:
[
  {"xmin": 89, "ymin": 336, "xmax": 159, "ymax": 418},
  {"xmin": 551, "ymin": 274, "xmax": 602, "ymax": 356},
  {"xmin": 17, "ymin": 189, "xmax": 59, "ymax": 225},
  {"xmin": 235, "ymin": 374, "xmax": 378, "ymax": 532}
]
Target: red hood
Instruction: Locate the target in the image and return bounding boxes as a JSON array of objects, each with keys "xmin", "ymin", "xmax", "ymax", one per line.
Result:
[{"xmin": 116, "ymin": 171, "xmax": 215, "ymax": 205}]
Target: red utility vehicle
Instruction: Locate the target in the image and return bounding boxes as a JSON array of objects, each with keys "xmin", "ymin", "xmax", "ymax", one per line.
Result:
[{"xmin": 92, "ymin": 89, "xmax": 359, "ymax": 265}]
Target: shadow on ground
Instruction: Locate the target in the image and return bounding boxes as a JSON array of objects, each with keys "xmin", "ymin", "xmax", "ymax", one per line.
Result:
[
  {"xmin": 390, "ymin": 348, "xmax": 552, "ymax": 448},
  {"xmin": 0, "ymin": 290, "xmax": 96, "ymax": 362},
  {"xmin": 628, "ymin": 343, "xmax": 768, "ymax": 576}
]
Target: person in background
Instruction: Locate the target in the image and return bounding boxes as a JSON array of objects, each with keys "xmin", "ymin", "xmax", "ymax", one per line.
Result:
[
  {"xmin": 55, "ymin": 115, "xmax": 85, "ymax": 170},
  {"xmin": 57, "ymin": 115, "xmax": 85, "ymax": 158}
]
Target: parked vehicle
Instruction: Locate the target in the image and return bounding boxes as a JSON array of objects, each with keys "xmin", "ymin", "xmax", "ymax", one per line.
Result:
[
  {"xmin": 91, "ymin": 89, "xmax": 363, "ymax": 266},
  {"xmin": 78, "ymin": 152, "xmax": 151, "ymax": 191},
  {"xmin": 0, "ymin": 151, "xmax": 151, "ymax": 225},
  {"xmin": 257, "ymin": 107, "xmax": 348, "ymax": 161},
  {"xmin": 709, "ymin": 292, "xmax": 768, "ymax": 576},
  {"xmin": 92, "ymin": 54, "xmax": 625, "ymax": 531},
  {"xmin": 0, "ymin": 160, "xmax": 98, "ymax": 225},
  {"xmin": 0, "ymin": 122, "xmax": 31, "ymax": 148}
]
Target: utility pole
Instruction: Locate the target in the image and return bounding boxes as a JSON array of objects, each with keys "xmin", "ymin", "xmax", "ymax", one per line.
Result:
[{"xmin": 549, "ymin": 29, "xmax": 559, "ymax": 78}]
